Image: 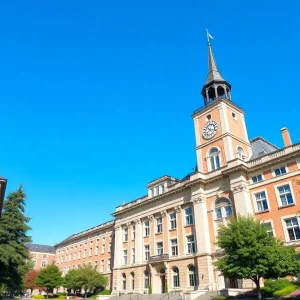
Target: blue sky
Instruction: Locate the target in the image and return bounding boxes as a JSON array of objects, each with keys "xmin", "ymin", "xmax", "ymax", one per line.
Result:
[{"xmin": 1, "ymin": 0, "xmax": 299, "ymax": 245}]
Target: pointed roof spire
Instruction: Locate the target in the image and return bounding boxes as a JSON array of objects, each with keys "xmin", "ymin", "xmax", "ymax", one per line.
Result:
[{"xmin": 205, "ymin": 42, "xmax": 225, "ymax": 85}]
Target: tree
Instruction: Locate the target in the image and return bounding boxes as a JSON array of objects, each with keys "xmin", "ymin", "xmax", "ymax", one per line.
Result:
[
  {"xmin": 64, "ymin": 265, "xmax": 107, "ymax": 298},
  {"xmin": 25, "ymin": 270, "xmax": 42, "ymax": 293},
  {"xmin": 214, "ymin": 215, "xmax": 300, "ymax": 300},
  {"xmin": 0, "ymin": 186, "xmax": 32, "ymax": 294},
  {"xmin": 35, "ymin": 265, "xmax": 63, "ymax": 298}
]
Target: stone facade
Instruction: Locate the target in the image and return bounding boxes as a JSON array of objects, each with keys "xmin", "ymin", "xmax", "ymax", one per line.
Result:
[{"xmin": 55, "ymin": 42, "xmax": 300, "ymax": 295}]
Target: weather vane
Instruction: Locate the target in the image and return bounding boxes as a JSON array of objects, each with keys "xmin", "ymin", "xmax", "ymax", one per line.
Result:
[{"xmin": 206, "ymin": 29, "xmax": 214, "ymax": 43}]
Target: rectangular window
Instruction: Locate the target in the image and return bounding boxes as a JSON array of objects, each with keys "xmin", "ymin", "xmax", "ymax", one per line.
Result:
[
  {"xmin": 123, "ymin": 227, "xmax": 128, "ymax": 242},
  {"xmin": 83, "ymin": 249, "xmax": 86, "ymax": 258},
  {"xmin": 274, "ymin": 166, "xmax": 287, "ymax": 176},
  {"xmin": 156, "ymin": 186, "xmax": 159, "ymax": 195},
  {"xmin": 161, "ymin": 184, "xmax": 165, "ymax": 193},
  {"xmin": 216, "ymin": 207, "xmax": 222, "ymax": 219},
  {"xmin": 89, "ymin": 248, "xmax": 92, "ymax": 256},
  {"xmin": 32, "ymin": 253, "xmax": 37, "ymax": 258},
  {"xmin": 156, "ymin": 217, "xmax": 163, "ymax": 233},
  {"xmin": 123, "ymin": 250, "xmax": 127, "ymax": 265},
  {"xmin": 225, "ymin": 206, "xmax": 232, "ymax": 217},
  {"xmin": 263, "ymin": 222, "xmax": 274, "ymax": 236},
  {"xmin": 69, "ymin": 254, "xmax": 72, "ymax": 261},
  {"xmin": 95, "ymin": 246, "xmax": 99, "ymax": 255},
  {"xmin": 73, "ymin": 252, "xmax": 76, "ymax": 260},
  {"xmin": 171, "ymin": 239, "xmax": 178, "ymax": 256},
  {"xmin": 100, "ymin": 260, "xmax": 104, "ymax": 272},
  {"xmin": 157, "ymin": 242, "xmax": 163, "ymax": 255},
  {"xmin": 42, "ymin": 254, "xmax": 47, "ymax": 259},
  {"xmin": 252, "ymin": 174, "xmax": 263, "ymax": 183},
  {"xmin": 255, "ymin": 191, "xmax": 268, "ymax": 212},
  {"xmin": 107, "ymin": 258, "xmax": 111, "ymax": 271},
  {"xmin": 151, "ymin": 188, "xmax": 154, "ymax": 197},
  {"xmin": 41, "ymin": 260, "xmax": 47, "ymax": 268},
  {"xmin": 132, "ymin": 248, "xmax": 135, "ymax": 264},
  {"xmin": 278, "ymin": 184, "xmax": 294, "ymax": 206},
  {"xmin": 102, "ymin": 244, "xmax": 105, "ymax": 254},
  {"xmin": 144, "ymin": 245, "xmax": 150, "ymax": 260},
  {"xmin": 32, "ymin": 260, "xmax": 36, "ymax": 268},
  {"xmin": 145, "ymin": 221, "xmax": 150, "ymax": 236},
  {"xmin": 109, "ymin": 243, "xmax": 111, "ymax": 252},
  {"xmin": 102, "ymin": 236, "xmax": 106, "ymax": 241},
  {"xmin": 132, "ymin": 225, "xmax": 135, "ymax": 240},
  {"xmin": 144, "ymin": 273, "xmax": 149, "ymax": 289},
  {"xmin": 285, "ymin": 218, "xmax": 300, "ymax": 241},
  {"xmin": 170, "ymin": 212, "xmax": 177, "ymax": 230},
  {"xmin": 187, "ymin": 235, "xmax": 196, "ymax": 254},
  {"xmin": 78, "ymin": 251, "xmax": 81, "ymax": 259},
  {"xmin": 185, "ymin": 207, "xmax": 193, "ymax": 225}
]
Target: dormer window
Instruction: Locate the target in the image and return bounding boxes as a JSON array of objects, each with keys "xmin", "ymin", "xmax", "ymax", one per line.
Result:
[
  {"xmin": 208, "ymin": 147, "xmax": 221, "ymax": 171},
  {"xmin": 155, "ymin": 186, "xmax": 159, "ymax": 196},
  {"xmin": 151, "ymin": 188, "xmax": 154, "ymax": 197}
]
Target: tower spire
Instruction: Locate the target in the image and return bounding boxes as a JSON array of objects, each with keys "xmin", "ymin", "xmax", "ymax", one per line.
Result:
[{"xmin": 201, "ymin": 31, "xmax": 231, "ymax": 105}]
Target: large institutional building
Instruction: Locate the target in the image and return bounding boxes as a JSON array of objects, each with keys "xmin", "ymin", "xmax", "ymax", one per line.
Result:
[{"xmin": 54, "ymin": 41, "xmax": 300, "ymax": 296}]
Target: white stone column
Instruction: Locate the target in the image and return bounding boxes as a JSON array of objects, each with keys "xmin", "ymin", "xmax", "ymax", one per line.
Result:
[
  {"xmin": 232, "ymin": 182, "xmax": 253, "ymax": 215},
  {"xmin": 135, "ymin": 219, "xmax": 142, "ymax": 264},
  {"xmin": 192, "ymin": 197, "xmax": 211, "ymax": 254},
  {"xmin": 114, "ymin": 225, "xmax": 122, "ymax": 268}
]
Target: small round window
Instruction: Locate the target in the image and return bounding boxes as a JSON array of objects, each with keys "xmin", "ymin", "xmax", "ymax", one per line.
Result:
[{"xmin": 206, "ymin": 114, "xmax": 211, "ymax": 121}]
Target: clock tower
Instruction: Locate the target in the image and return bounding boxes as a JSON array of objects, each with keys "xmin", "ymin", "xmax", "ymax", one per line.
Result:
[{"xmin": 193, "ymin": 40, "xmax": 252, "ymax": 173}]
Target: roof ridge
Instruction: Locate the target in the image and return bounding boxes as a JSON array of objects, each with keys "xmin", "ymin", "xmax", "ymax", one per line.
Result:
[{"xmin": 250, "ymin": 136, "xmax": 279, "ymax": 150}]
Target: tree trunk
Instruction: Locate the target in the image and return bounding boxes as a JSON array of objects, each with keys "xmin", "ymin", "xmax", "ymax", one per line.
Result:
[
  {"xmin": 47, "ymin": 289, "xmax": 49, "ymax": 299},
  {"xmin": 85, "ymin": 291, "xmax": 87, "ymax": 299},
  {"xmin": 253, "ymin": 278, "xmax": 261, "ymax": 300}
]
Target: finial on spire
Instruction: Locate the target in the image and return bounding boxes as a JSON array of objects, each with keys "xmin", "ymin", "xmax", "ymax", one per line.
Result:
[{"xmin": 206, "ymin": 29, "xmax": 214, "ymax": 44}]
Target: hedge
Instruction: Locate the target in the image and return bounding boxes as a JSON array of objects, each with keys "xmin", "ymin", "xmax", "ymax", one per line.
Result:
[
  {"xmin": 212, "ymin": 296, "xmax": 227, "ymax": 300},
  {"xmin": 32, "ymin": 296, "xmax": 45, "ymax": 299},
  {"xmin": 273, "ymin": 285, "xmax": 297, "ymax": 297}
]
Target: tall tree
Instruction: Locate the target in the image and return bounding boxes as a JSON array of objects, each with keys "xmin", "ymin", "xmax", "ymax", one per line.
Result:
[
  {"xmin": 35, "ymin": 265, "xmax": 63, "ymax": 298},
  {"xmin": 25, "ymin": 270, "xmax": 42, "ymax": 293},
  {"xmin": 63, "ymin": 269, "xmax": 81, "ymax": 293},
  {"xmin": 0, "ymin": 186, "xmax": 32, "ymax": 293},
  {"xmin": 214, "ymin": 215, "xmax": 300, "ymax": 300}
]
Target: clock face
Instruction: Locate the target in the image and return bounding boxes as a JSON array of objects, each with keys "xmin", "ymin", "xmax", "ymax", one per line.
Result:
[{"xmin": 202, "ymin": 121, "xmax": 218, "ymax": 139}]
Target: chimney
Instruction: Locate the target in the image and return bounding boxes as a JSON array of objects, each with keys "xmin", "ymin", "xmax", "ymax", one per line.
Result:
[{"xmin": 281, "ymin": 127, "xmax": 292, "ymax": 147}]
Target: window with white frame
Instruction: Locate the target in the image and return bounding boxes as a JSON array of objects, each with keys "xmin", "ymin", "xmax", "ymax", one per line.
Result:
[
  {"xmin": 89, "ymin": 248, "xmax": 92, "ymax": 256},
  {"xmin": 254, "ymin": 191, "xmax": 268, "ymax": 212},
  {"xmin": 173, "ymin": 267, "xmax": 180, "ymax": 288},
  {"xmin": 208, "ymin": 147, "xmax": 221, "ymax": 171},
  {"xmin": 144, "ymin": 245, "xmax": 150, "ymax": 260},
  {"xmin": 215, "ymin": 198, "xmax": 233, "ymax": 219},
  {"xmin": 78, "ymin": 251, "xmax": 81, "ymax": 259},
  {"xmin": 32, "ymin": 260, "xmax": 36, "ymax": 268},
  {"xmin": 263, "ymin": 222, "xmax": 274, "ymax": 236},
  {"xmin": 102, "ymin": 244, "xmax": 105, "ymax": 253},
  {"xmin": 122, "ymin": 273, "xmax": 126, "ymax": 290},
  {"xmin": 156, "ymin": 186, "xmax": 159, "ymax": 195},
  {"xmin": 95, "ymin": 246, "xmax": 99, "ymax": 255},
  {"xmin": 236, "ymin": 146, "xmax": 246, "ymax": 160},
  {"xmin": 144, "ymin": 271, "xmax": 149, "ymax": 289},
  {"xmin": 109, "ymin": 243, "xmax": 111, "ymax": 252},
  {"xmin": 123, "ymin": 227, "xmax": 128, "ymax": 242},
  {"xmin": 171, "ymin": 239, "xmax": 178, "ymax": 256},
  {"xmin": 151, "ymin": 188, "xmax": 154, "ymax": 197},
  {"xmin": 277, "ymin": 184, "xmax": 294, "ymax": 206},
  {"xmin": 73, "ymin": 252, "xmax": 76, "ymax": 260},
  {"xmin": 185, "ymin": 207, "xmax": 193, "ymax": 225},
  {"xmin": 188, "ymin": 265, "xmax": 197, "ymax": 287},
  {"xmin": 131, "ymin": 272, "xmax": 135, "ymax": 290},
  {"xmin": 69, "ymin": 254, "xmax": 71, "ymax": 261},
  {"xmin": 94, "ymin": 261, "xmax": 98, "ymax": 270},
  {"xmin": 123, "ymin": 250, "xmax": 128, "ymax": 265},
  {"xmin": 156, "ymin": 217, "xmax": 163, "ymax": 233},
  {"xmin": 41, "ymin": 260, "xmax": 47, "ymax": 268},
  {"xmin": 100, "ymin": 260, "xmax": 104, "ymax": 272},
  {"xmin": 43, "ymin": 254, "xmax": 47, "ymax": 259},
  {"xmin": 187, "ymin": 235, "xmax": 196, "ymax": 254},
  {"xmin": 83, "ymin": 249, "xmax": 86, "ymax": 258},
  {"xmin": 161, "ymin": 184, "xmax": 165, "ymax": 193},
  {"xmin": 252, "ymin": 174, "xmax": 263, "ymax": 183},
  {"xmin": 285, "ymin": 218, "xmax": 300, "ymax": 241},
  {"xmin": 145, "ymin": 221, "xmax": 150, "ymax": 236},
  {"xmin": 274, "ymin": 166, "xmax": 287, "ymax": 176},
  {"xmin": 132, "ymin": 248, "xmax": 135, "ymax": 264},
  {"xmin": 132, "ymin": 225, "xmax": 135, "ymax": 240},
  {"xmin": 157, "ymin": 242, "xmax": 163, "ymax": 255},
  {"xmin": 170, "ymin": 212, "xmax": 177, "ymax": 229}
]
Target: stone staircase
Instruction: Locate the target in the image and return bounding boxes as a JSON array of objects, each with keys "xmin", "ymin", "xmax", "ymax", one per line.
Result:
[{"xmin": 194, "ymin": 291, "xmax": 218, "ymax": 300}]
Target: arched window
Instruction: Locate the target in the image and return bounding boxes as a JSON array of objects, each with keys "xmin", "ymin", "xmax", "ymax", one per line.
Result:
[
  {"xmin": 173, "ymin": 267, "xmax": 180, "ymax": 288},
  {"xmin": 215, "ymin": 198, "xmax": 233, "ymax": 220},
  {"xmin": 209, "ymin": 148, "xmax": 221, "ymax": 171},
  {"xmin": 122, "ymin": 273, "xmax": 126, "ymax": 290},
  {"xmin": 130, "ymin": 272, "xmax": 135, "ymax": 290},
  {"xmin": 236, "ymin": 147, "xmax": 246, "ymax": 160},
  {"xmin": 188, "ymin": 265, "xmax": 197, "ymax": 287},
  {"xmin": 144, "ymin": 271, "xmax": 149, "ymax": 289}
]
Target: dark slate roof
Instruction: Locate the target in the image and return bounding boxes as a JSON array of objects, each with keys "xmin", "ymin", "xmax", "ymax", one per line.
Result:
[
  {"xmin": 250, "ymin": 137, "xmax": 279, "ymax": 159},
  {"xmin": 26, "ymin": 243, "xmax": 55, "ymax": 254}
]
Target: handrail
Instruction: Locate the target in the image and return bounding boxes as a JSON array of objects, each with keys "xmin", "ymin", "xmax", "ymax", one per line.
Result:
[
  {"xmin": 160, "ymin": 290, "xmax": 181, "ymax": 300},
  {"xmin": 203, "ymin": 283, "xmax": 214, "ymax": 291}
]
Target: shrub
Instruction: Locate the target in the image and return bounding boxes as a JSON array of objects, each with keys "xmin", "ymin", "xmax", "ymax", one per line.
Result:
[
  {"xmin": 212, "ymin": 296, "xmax": 226, "ymax": 300},
  {"xmin": 273, "ymin": 285, "xmax": 297, "ymax": 297},
  {"xmin": 236, "ymin": 291, "xmax": 257, "ymax": 298},
  {"xmin": 148, "ymin": 285, "xmax": 152, "ymax": 295},
  {"xmin": 32, "ymin": 296, "xmax": 45, "ymax": 299},
  {"xmin": 58, "ymin": 296, "xmax": 66, "ymax": 299},
  {"xmin": 264, "ymin": 279, "xmax": 292, "ymax": 294}
]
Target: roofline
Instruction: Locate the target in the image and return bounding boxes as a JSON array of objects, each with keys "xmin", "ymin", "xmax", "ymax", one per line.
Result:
[{"xmin": 249, "ymin": 136, "xmax": 279, "ymax": 150}]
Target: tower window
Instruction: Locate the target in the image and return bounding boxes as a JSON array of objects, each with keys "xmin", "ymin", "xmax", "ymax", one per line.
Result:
[
  {"xmin": 208, "ymin": 147, "xmax": 221, "ymax": 171},
  {"xmin": 236, "ymin": 147, "xmax": 246, "ymax": 160},
  {"xmin": 206, "ymin": 114, "xmax": 211, "ymax": 121},
  {"xmin": 232, "ymin": 112, "xmax": 237, "ymax": 121}
]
